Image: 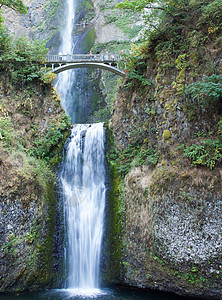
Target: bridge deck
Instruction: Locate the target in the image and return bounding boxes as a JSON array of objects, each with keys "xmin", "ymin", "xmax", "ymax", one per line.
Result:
[
  {"xmin": 44, "ymin": 54, "xmax": 126, "ymax": 77},
  {"xmin": 45, "ymin": 54, "xmax": 121, "ymax": 63}
]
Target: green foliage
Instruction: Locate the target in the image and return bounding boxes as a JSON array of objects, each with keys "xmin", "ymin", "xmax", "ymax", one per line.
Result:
[
  {"xmin": 0, "ymin": 114, "xmax": 57, "ymax": 190},
  {"xmin": 110, "ymin": 143, "xmax": 158, "ymax": 178},
  {"xmin": 104, "ymin": 14, "xmax": 118, "ymax": 24},
  {"xmin": 114, "ymin": 11, "xmax": 143, "ymax": 39},
  {"xmin": 184, "ymin": 272, "xmax": 198, "ymax": 284},
  {"xmin": 0, "ymin": 116, "xmax": 25, "ymax": 150},
  {"xmin": 0, "ymin": 110, "xmax": 69, "ymax": 190},
  {"xmin": 185, "ymin": 74, "xmax": 222, "ymax": 104},
  {"xmin": 1, "ymin": 36, "xmax": 48, "ymax": 87},
  {"xmin": 82, "ymin": 28, "xmax": 95, "ymax": 53},
  {"xmin": 41, "ymin": 72, "xmax": 57, "ymax": 85},
  {"xmin": 29, "ymin": 114, "xmax": 70, "ymax": 162},
  {"xmin": 0, "ymin": 0, "xmax": 27, "ymax": 14},
  {"xmin": 116, "ymin": 0, "xmax": 162, "ymax": 12},
  {"xmin": 133, "ymin": 147, "xmax": 159, "ymax": 167},
  {"xmin": 123, "ymin": 43, "xmax": 154, "ymax": 87},
  {"xmin": 128, "ymin": 69, "xmax": 153, "ymax": 86},
  {"xmin": 47, "ymin": 0, "xmax": 60, "ymax": 19},
  {"xmin": 0, "ymin": 116, "xmax": 14, "ymax": 145},
  {"xmin": 25, "ymin": 221, "xmax": 42, "ymax": 244},
  {"xmin": 17, "ymin": 151, "xmax": 57, "ymax": 190},
  {"xmin": 183, "ymin": 139, "xmax": 222, "ymax": 169},
  {"xmin": 99, "ymin": 0, "xmax": 116, "ymax": 10},
  {"xmin": 116, "ymin": 0, "xmax": 191, "ymax": 13},
  {"xmin": 198, "ymin": 0, "xmax": 222, "ymax": 29},
  {"xmin": 3, "ymin": 233, "xmax": 21, "ymax": 256},
  {"xmin": 116, "ymin": 0, "xmax": 191, "ymax": 39},
  {"xmin": 0, "ymin": 19, "xmax": 10, "ymax": 54}
]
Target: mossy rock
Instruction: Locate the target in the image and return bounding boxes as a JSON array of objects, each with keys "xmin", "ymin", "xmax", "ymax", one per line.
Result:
[{"xmin": 162, "ymin": 130, "xmax": 171, "ymax": 140}]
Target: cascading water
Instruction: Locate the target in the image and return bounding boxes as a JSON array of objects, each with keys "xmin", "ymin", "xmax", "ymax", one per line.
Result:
[
  {"xmin": 60, "ymin": 123, "xmax": 106, "ymax": 290},
  {"xmin": 55, "ymin": 0, "xmax": 76, "ymax": 122},
  {"xmin": 55, "ymin": 0, "xmax": 107, "ymax": 294}
]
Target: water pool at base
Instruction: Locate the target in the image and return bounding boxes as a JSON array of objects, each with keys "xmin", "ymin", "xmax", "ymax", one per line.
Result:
[{"xmin": 0, "ymin": 287, "xmax": 202, "ymax": 300}]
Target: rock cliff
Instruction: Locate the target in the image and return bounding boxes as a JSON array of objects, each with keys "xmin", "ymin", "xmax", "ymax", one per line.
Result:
[
  {"xmin": 0, "ymin": 62, "xmax": 70, "ymax": 291},
  {"xmin": 2, "ymin": 0, "xmax": 222, "ymax": 297},
  {"xmin": 106, "ymin": 1, "xmax": 222, "ymax": 298}
]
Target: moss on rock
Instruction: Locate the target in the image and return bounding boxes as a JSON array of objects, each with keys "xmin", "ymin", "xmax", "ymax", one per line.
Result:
[
  {"xmin": 0, "ymin": 68, "xmax": 70, "ymax": 292},
  {"xmin": 108, "ymin": 0, "xmax": 222, "ymax": 298},
  {"xmin": 162, "ymin": 130, "xmax": 171, "ymax": 140}
]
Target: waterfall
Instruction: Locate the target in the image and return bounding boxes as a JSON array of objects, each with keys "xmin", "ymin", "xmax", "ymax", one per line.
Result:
[
  {"xmin": 60, "ymin": 123, "xmax": 106, "ymax": 289},
  {"xmin": 55, "ymin": 0, "xmax": 76, "ymax": 122},
  {"xmin": 55, "ymin": 0, "xmax": 107, "ymax": 293}
]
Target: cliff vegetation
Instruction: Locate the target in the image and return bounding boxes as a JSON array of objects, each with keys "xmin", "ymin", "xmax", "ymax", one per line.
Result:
[
  {"xmin": 0, "ymin": 10, "xmax": 70, "ymax": 292},
  {"xmin": 107, "ymin": 0, "xmax": 222, "ymax": 298}
]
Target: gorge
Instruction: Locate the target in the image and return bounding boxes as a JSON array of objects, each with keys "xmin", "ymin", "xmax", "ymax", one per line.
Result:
[{"xmin": 0, "ymin": 0, "xmax": 221, "ymax": 299}]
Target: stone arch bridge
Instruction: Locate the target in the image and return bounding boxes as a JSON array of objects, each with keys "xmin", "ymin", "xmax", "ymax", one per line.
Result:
[{"xmin": 44, "ymin": 54, "xmax": 126, "ymax": 77}]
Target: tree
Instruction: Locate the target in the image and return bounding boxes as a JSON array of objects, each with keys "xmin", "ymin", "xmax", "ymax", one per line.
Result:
[
  {"xmin": 116, "ymin": 0, "xmax": 191, "ymax": 40},
  {"xmin": 0, "ymin": 0, "xmax": 27, "ymax": 14},
  {"xmin": 116, "ymin": 0, "xmax": 167, "ymax": 12},
  {"xmin": 116, "ymin": 0, "xmax": 190, "ymax": 12}
]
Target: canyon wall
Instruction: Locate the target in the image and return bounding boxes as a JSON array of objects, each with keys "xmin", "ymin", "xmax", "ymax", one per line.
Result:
[{"xmin": 106, "ymin": 1, "xmax": 222, "ymax": 298}]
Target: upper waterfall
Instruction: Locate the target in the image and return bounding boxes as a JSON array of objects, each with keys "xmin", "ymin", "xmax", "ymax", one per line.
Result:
[
  {"xmin": 54, "ymin": 0, "xmax": 76, "ymax": 122},
  {"xmin": 55, "ymin": 0, "xmax": 107, "ymax": 293}
]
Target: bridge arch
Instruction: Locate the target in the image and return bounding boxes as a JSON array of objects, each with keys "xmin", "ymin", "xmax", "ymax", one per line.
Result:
[{"xmin": 48, "ymin": 62, "xmax": 126, "ymax": 77}]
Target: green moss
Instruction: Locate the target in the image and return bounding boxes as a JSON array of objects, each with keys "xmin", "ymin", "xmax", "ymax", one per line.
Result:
[
  {"xmin": 149, "ymin": 167, "xmax": 176, "ymax": 197},
  {"xmin": 162, "ymin": 129, "xmax": 171, "ymax": 140},
  {"xmin": 38, "ymin": 183, "xmax": 57, "ymax": 284},
  {"xmin": 23, "ymin": 183, "xmax": 59, "ymax": 288},
  {"xmin": 76, "ymin": 0, "xmax": 95, "ymax": 22},
  {"xmin": 0, "ymin": 65, "xmax": 69, "ymax": 291},
  {"xmin": 103, "ymin": 125, "xmax": 125, "ymax": 282},
  {"xmin": 82, "ymin": 28, "xmax": 95, "ymax": 53},
  {"xmin": 164, "ymin": 102, "xmax": 172, "ymax": 111}
]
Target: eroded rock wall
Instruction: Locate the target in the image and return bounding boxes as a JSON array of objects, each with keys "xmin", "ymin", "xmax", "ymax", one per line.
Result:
[
  {"xmin": 0, "ymin": 71, "xmax": 69, "ymax": 292},
  {"xmin": 107, "ymin": 5, "xmax": 222, "ymax": 298},
  {"xmin": 3, "ymin": 0, "xmax": 65, "ymax": 52}
]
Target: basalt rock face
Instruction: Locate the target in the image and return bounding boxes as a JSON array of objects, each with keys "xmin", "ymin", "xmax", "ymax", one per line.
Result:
[
  {"xmin": 108, "ymin": 5, "xmax": 222, "ymax": 299},
  {"xmin": 0, "ymin": 71, "xmax": 69, "ymax": 292},
  {"xmin": 3, "ymin": 0, "xmax": 65, "ymax": 53}
]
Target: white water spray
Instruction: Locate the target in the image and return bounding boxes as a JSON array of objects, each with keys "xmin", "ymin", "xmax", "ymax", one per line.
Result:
[
  {"xmin": 60, "ymin": 124, "xmax": 106, "ymax": 289},
  {"xmin": 55, "ymin": 0, "xmax": 107, "ymax": 292},
  {"xmin": 55, "ymin": 0, "xmax": 76, "ymax": 120}
]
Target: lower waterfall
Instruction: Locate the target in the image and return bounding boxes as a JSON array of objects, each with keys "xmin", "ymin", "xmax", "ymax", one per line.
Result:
[{"xmin": 60, "ymin": 123, "xmax": 106, "ymax": 291}]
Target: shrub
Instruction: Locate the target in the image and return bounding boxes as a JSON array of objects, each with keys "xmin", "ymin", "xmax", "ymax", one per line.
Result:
[
  {"xmin": 185, "ymin": 74, "xmax": 222, "ymax": 105},
  {"xmin": 110, "ymin": 143, "xmax": 158, "ymax": 178},
  {"xmin": 1, "ymin": 37, "xmax": 48, "ymax": 86},
  {"xmin": 183, "ymin": 139, "xmax": 222, "ymax": 169},
  {"xmin": 133, "ymin": 147, "xmax": 159, "ymax": 167},
  {"xmin": 199, "ymin": 0, "xmax": 222, "ymax": 28},
  {"xmin": 29, "ymin": 114, "xmax": 70, "ymax": 162}
]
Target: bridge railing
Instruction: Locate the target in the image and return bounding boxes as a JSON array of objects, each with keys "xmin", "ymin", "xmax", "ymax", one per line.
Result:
[{"xmin": 45, "ymin": 54, "xmax": 122, "ymax": 62}]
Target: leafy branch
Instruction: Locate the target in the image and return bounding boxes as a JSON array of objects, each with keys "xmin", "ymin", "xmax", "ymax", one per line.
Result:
[
  {"xmin": 183, "ymin": 139, "xmax": 222, "ymax": 169},
  {"xmin": 185, "ymin": 74, "xmax": 222, "ymax": 105}
]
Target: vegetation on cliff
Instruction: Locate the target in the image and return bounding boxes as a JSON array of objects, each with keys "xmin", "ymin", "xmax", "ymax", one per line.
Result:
[
  {"xmin": 0, "ymin": 0, "xmax": 27, "ymax": 14},
  {"xmin": 107, "ymin": 0, "xmax": 222, "ymax": 297},
  {"xmin": 0, "ymin": 6, "xmax": 70, "ymax": 292},
  {"xmin": 112, "ymin": 0, "xmax": 222, "ymax": 170}
]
